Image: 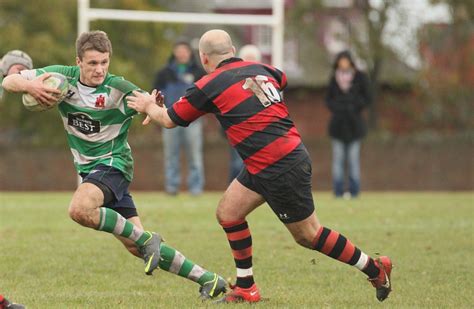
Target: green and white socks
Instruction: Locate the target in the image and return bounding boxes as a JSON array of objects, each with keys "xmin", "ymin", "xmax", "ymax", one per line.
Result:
[
  {"xmin": 97, "ymin": 207, "xmax": 151, "ymax": 246},
  {"xmin": 97, "ymin": 207, "xmax": 216, "ymax": 286},
  {"xmin": 158, "ymin": 243, "xmax": 216, "ymax": 286}
]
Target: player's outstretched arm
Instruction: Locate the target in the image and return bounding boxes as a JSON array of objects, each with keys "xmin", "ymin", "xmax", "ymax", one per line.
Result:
[
  {"xmin": 127, "ymin": 90, "xmax": 176, "ymax": 128},
  {"xmin": 2, "ymin": 73, "xmax": 60, "ymax": 106}
]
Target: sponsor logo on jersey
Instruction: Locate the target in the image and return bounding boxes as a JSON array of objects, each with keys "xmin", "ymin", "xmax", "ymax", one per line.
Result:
[
  {"xmin": 66, "ymin": 90, "xmax": 75, "ymax": 99},
  {"xmin": 95, "ymin": 94, "xmax": 106, "ymax": 108},
  {"xmin": 67, "ymin": 112, "xmax": 100, "ymax": 135}
]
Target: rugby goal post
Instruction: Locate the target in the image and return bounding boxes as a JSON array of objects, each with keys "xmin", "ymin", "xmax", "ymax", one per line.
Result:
[
  {"xmin": 76, "ymin": 0, "xmax": 284, "ymax": 186},
  {"xmin": 77, "ymin": 0, "xmax": 285, "ymax": 69}
]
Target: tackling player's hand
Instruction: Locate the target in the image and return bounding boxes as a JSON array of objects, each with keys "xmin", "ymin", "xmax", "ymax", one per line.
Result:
[
  {"xmin": 127, "ymin": 90, "xmax": 156, "ymax": 114},
  {"xmin": 128, "ymin": 89, "xmax": 174, "ymax": 128},
  {"xmin": 141, "ymin": 90, "xmax": 165, "ymax": 125},
  {"xmin": 128, "ymin": 90, "xmax": 166, "ymax": 126},
  {"xmin": 26, "ymin": 73, "xmax": 62, "ymax": 107},
  {"xmin": 154, "ymin": 90, "xmax": 164, "ymax": 107}
]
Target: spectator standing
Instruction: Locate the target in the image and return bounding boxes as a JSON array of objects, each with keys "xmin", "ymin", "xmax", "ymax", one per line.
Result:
[
  {"xmin": 154, "ymin": 41, "xmax": 206, "ymax": 195},
  {"xmin": 325, "ymin": 51, "xmax": 371, "ymax": 198}
]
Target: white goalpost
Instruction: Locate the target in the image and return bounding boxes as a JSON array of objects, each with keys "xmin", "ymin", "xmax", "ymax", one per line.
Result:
[
  {"xmin": 77, "ymin": 0, "xmax": 285, "ymax": 69},
  {"xmin": 76, "ymin": 0, "xmax": 285, "ymax": 186}
]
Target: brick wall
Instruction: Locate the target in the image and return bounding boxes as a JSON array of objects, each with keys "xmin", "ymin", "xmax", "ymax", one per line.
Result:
[{"xmin": 1, "ymin": 89, "xmax": 472, "ymax": 191}]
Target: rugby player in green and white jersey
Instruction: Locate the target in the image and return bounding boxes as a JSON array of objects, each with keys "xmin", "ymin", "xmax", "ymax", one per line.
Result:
[{"xmin": 2, "ymin": 30, "xmax": 226, "ymax": 300}]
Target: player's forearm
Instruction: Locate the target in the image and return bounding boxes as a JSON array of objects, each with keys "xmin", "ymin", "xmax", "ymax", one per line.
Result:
[
  {"xmin": 2, "ymin": 74, "xmax": 31, "ymax": 93},
  {"xmin": 145, "ymin": 104, "xmax": 177, "ymax": 129}
]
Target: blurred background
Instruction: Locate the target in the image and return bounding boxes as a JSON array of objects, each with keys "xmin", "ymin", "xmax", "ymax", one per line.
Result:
[{"xmin": 0, "ymin": 0, "xmax": 472, "ymax": 192}]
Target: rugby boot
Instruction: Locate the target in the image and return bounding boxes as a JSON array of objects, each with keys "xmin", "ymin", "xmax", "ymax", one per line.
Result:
[
  {"xmin": 138, "ymin": 232, "xmax": 162, "ymax": 275},
  {"xmin": 199, "ymin": 274, "xmax": 227, "ymax": 299},
  {"xmin": 216, "ymin": 283, "xmax": 261, "ymax": 303},
  {"xmin": 0, "ymin": 295, "xmax": 25, "ymax": 309},
  {"xmin": 368, "ymin": 256, "xmax": 393, "ymax": 302}
]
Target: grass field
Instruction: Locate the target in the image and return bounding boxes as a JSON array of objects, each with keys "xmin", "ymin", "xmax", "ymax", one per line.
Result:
[{"xmin": 0, "ymin": 192, "xmax": 473, "ymax": 308}]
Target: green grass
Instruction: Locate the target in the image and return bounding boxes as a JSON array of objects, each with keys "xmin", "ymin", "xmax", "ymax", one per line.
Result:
[{"xmin": 0, "ymin": 192, "xmax": 473, "ymax": 308}]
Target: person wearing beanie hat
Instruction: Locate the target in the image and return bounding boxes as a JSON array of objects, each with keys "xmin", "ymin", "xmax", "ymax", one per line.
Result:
[
  {"xmin": 0, "ymin": 50, "xmax": 33, "ymax": 99},
  {"xmin": 1, "ymin": 50, "xmax": 33, "ymax": 77}
]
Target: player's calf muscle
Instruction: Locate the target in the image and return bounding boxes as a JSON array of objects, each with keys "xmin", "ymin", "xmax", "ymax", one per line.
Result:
[{"xmin": 286, "ymin": 214, "xmax": 321, "ymax": 248}]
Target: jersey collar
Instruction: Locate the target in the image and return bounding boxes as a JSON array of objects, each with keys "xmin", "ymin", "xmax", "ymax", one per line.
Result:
[{"xmin": 216, "ymin": 57, "xmax": 243, "ymax": 69}]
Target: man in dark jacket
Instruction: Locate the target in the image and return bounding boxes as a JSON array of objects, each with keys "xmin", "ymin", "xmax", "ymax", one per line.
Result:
[
  {"xmin": 154, "ymin": 41, "xmax": 206, "ymax": 195},
  {"xmin": 325, "ymin": 50, "xmax": 371, "ymax": 198}
]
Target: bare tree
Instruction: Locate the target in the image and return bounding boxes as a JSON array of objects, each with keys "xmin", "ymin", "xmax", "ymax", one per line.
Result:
[
  {"xmin": 349, "ymin": 0, "xmax": 403, "ymax": 129},
  {"xmin": 289, "ymin": 0, "xmax": 407, "ymax": 129},
  {"xmin": 420, "ymin": 0, "xmax": 474, "ymax": 130}
]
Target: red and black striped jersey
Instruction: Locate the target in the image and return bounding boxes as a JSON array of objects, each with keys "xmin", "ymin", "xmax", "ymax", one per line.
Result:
[{"xmin": 167, "ymin": 57, "xmax": 308, "ymax": 179}]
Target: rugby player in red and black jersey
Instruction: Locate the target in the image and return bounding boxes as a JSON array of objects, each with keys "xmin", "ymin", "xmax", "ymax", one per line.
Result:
[{"xmin": 127, "ymin": 29, "xmax": 393, "ymax": 303}]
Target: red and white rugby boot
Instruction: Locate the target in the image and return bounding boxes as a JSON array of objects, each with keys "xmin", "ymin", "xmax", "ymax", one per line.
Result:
[
  {"xmin": 368, "ymin": 256, "xmax": 393, "ymax": 302},
  {"xmin": 0, "ymin": 295, "xmax": 25, "ymax": 309},
  {"xmin": 216, "ymin": 283, "xmax": 261, "ymax": 303}
]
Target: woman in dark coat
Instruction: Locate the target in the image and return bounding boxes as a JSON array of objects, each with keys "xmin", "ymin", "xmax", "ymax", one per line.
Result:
[{"xmin": 325, "ymin": 51, "xmax": 371, "ymax": 198}]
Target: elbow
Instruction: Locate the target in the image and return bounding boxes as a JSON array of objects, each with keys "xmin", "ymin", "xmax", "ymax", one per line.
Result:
[{"xmin": 2, "ymin": 75, "xmax": 23, "ymax": 92}]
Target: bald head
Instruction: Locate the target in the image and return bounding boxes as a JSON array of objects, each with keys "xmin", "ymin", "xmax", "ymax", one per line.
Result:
[
  {"xmin": 198, "ymin": 29, "xmax": 235, "ymax": 73},
  {"xmin": 199, "ymin": 29, "xmax": 234, "ymax": 55}
]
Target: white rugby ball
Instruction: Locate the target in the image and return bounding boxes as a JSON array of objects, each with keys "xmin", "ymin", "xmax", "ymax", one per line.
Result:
[{"xmin": 22, "ymin": 72, "xmax": 69, "ymax": 112}]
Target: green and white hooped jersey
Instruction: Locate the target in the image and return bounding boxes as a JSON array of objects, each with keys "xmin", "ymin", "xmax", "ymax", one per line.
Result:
[{"xmin": 20, "ymin": 65, "xmax": 139, "ymax": 181}]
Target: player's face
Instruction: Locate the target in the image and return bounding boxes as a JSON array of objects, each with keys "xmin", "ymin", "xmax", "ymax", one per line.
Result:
[
  {"xmin": 7, "ymin": 64, "xmax": 29, "ymax": 76},
  {"xmin": 77, "ymin": 50, "xmax": 110, "ymax": 86}
]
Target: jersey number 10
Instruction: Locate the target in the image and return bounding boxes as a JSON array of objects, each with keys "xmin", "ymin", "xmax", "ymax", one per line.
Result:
[{"xmin": 243, "ymin": 75, "xmax": 282, "ymax": 107}]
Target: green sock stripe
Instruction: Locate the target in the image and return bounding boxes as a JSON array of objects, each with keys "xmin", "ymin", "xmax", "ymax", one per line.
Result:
[
  {"xmin": 100, "ymin": 208, "xmax": 118, "ymax": 233},
  {"xmin": 178, "ymin": 260, "xmax": 194, "ymax": 278},
  {"xmin": 135, "ymin": 231, "xmax": 151, "ymax": 247},
  {"xmin": 158, "ymin": 243, "xmax": 176, "ymax": 271},
  {"xmin": 98, "ymin": 207, "xmax": 104, "ymax": 230},
  {"xmin": 197, "ymin": 272, "xmax": 216, "ymax": 286},
  {"xmin": 120, "ymin": 221, "xmax": 134, "ymax": 238}
]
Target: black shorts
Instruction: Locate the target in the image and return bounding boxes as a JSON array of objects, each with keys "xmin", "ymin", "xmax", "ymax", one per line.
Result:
[
  {"xmin": 236, "ymin": 157, "xmax": 315, "ymax": 223},
  {"xmin": 81, "ymin": 164, "xmax": 138, "ymax": 219}
]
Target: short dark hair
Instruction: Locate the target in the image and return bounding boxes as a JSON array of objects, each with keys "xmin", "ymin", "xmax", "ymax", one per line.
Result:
[
  {"xmin": 173, "ymin": 40, "xmax": 192, "ymax": 51},
  {"xmin": 76, "ymin": 30, "xmax": 113, "ymax": 59}
]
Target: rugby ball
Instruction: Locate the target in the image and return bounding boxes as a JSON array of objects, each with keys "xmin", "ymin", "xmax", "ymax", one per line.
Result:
[{"xmin": 22, "ymin": 72, "xmax": 69, "ymax": 112}]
